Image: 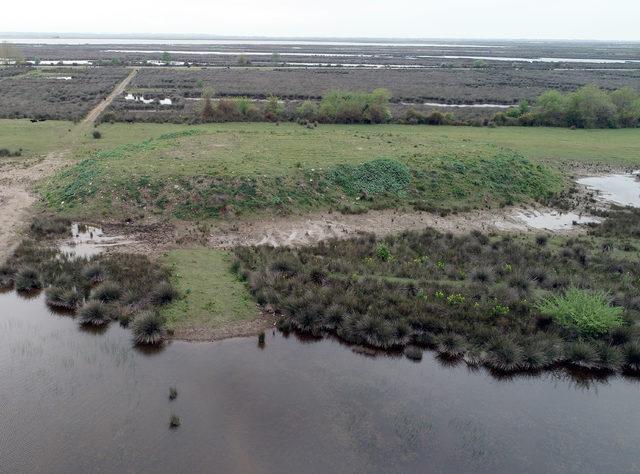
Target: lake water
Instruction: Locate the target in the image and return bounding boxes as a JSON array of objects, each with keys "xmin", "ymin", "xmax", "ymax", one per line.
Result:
[{"xmin": 1, "ymin": 290, "xmax": 639, "ymax": 473}]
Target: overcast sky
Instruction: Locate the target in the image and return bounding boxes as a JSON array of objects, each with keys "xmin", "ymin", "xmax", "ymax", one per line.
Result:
[{"xmin": 1, "ymin": 0, "xmax": 639, "ymax": 41}]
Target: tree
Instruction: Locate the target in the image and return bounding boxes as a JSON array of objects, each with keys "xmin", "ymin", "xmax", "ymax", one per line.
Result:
[
  {"xmin": 237, "ymin": 54, "xmax": 251, "ymax": 66},
  {"xmin": 271, "ymin": 52, "xmax": 281, "ymax": 63},
  {"xmin": 565, "ymin": 85, "xmax": 615, "ymax": 128},
  {"xmin": 610, "ymin": 87, "xmax": 640, "ymax": 128},
  {"xmin": 161, "ymin": 51, "xmax": 171, "ymax": 63},
  {"xmin": 535, "ymin": 90, "xmax": 566, "ymax": 126},
  {"xmin": 264, "ymin": 95, "xmax": 283, "ymax": 121},
  {"xmin": 296, "ymin": 101, "xmax": 319, "ymax": 121}
]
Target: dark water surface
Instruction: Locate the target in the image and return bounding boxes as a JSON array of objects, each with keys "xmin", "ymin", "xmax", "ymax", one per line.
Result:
[{"xmin": 1, "ymin": 291, "xmax": 639, "ymax": 474}]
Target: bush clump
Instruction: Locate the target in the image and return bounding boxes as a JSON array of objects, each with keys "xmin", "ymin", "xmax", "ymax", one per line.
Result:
[{"xmin": 536, "ymin": 288, "xmax": 624, "ymax": 337}]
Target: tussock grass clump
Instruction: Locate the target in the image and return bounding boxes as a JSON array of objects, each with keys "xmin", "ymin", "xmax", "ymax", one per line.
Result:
[
  {"xmin": 82, "ymin": 263, "xmax": 105, "ymax": 284},
  {"xmin": 15, "ymin": 267, "xmax": 42, "ymax": 291},
  {"xmin": 536, "ymin": 288, "xmax": 624, "ymax": 337},
  {"xmin": 132, "ymin": 311, "xmax": 166, "ymax": 345},
  {"xmin": 169, "ymin": 414, "xmax": 181, "ymax": 428},
  {"xmin": 565, "ymin": 342, "xmax": 599, "ymax": 370},
  {"xmin": 404, "ymin": 345, "xmax": 423, "ymax": 361},
  {"xmin": 150, "ymin": 281, "xmax": 178, "ymax": 305},
  {"xmin": 485, "ymin": 337, "xmax": 524, "ymax": 372},
  {"xmin": 78, "ymin": 301, "xmax": 112, "ymax": 326},
  {"xmin": 0, "ymin": 264, "xmax": 15, "ymax": 288},
  {"xmin": 622, "ymin": 342, "xmax": 640, "ymax": 372},
  {"xmin": 91, "ymin": 282, "xmax": 122, "ymax": 303},
  {"xmin": 45, "ymin": 286, "xmax": 81, "ymax": 310},
  {"xmin": 169, "ymin": 386, "xmax": 178, "ymax": 400}
]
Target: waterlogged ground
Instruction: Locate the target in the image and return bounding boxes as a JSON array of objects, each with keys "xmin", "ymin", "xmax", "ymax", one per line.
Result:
[{"xmin": 1, "ymin": 290, "xmax": 640, "ymax": 473}]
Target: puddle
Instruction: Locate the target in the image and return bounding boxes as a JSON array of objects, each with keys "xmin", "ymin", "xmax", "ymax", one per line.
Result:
[
  {"xmin": 514, "ymin": 210, "xmax": 600, "ymax": 230},
  {"xmin": 54, "ymin": 76, "xmax": 73, "ymax": 80},
  {"xmin": 577, "ymin": 173, "xmax": 640, "ymax": 207},
  {"xmin": 402, "ymin": 101, "xmax": 512, "ymax": 108},
  {"xmin": 58, "ymin": 223, "xmax": 133, "ymax": 258},
  {"xmin": 124, "ymin": 93, "xmax": 172, "ymax": 105}
]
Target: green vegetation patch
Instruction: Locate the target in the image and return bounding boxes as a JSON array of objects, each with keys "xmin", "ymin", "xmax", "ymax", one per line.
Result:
[
  {"xmin": 162, "ymin": 249, "xmax": 258, "ymax": 333},
  {"xmin": 537, "ymin": 288, "xmax": 624, "ymax": 337},
  {"xmin": 328, "ymin": 159, "xmax": 412, "ymax": 196},
  {"xmin": 40, "ymin": 123, "xmax": 562, "ymax": 220}
]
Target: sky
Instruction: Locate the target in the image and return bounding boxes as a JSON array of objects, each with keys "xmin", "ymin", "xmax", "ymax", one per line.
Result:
[{"xmin": 1, "ymin": 0, "xmax": 639, "ymax": 41}]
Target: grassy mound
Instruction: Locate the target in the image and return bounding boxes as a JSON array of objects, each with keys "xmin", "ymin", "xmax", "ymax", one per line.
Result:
[{"xmin": 41, "ymin": 124, "xmax": 561, "ymax": 220}]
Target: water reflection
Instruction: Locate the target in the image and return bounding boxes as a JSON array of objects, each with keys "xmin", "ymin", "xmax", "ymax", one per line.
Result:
[{"xmin": 1, "ymin": 290, "xmax": 639, "ymax": 473}]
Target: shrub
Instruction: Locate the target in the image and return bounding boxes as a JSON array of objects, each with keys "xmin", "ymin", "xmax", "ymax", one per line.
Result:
[
  {"xmin": 319, "ymin": 89, "xmax": 390, "ymax": 124},
  {"xmin": 15, "ymin": 267, "xmax": 42, "ymax": 291},
  {"xmin": 169, "ymin": 386, "xmax": 178, "ymax": 400},
  {"xmin": 375, "ymin": 243, "xmax": 391, "ymax": 261},
  {"xmin": 132, "ymin": 311, "xmax": 166, "ymax": 345},
  {"xmin": 78, "ymin": 301, "xmax": 111, "ymax": 326},
  {"xmin": 92, "ymin": 130, "xmax": 102, "ymax": 139},
  {"xmin": 536, "ymin": 288, "xmax": 624, "ymax": 337}
]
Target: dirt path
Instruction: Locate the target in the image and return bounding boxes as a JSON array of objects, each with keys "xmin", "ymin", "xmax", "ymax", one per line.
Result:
[
  {"xmin": 81, "ymin": 68, "xmax": 138, "ymax": 125},
  {"xmin": 0, "ymin": 70, "xmax": 140, "ymax": 263}
]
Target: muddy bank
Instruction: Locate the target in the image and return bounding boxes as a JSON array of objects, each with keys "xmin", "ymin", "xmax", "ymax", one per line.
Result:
[{"xmin": 206, "ymin": 206, "xmax": 591, "ymax": 249}]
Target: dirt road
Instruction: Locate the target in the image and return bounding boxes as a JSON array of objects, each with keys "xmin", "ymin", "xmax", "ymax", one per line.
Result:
[
  {"xmin": 0, "ymin": 70, "xmax": 138, "ymax": 262},
  {"xmin": 81, "ymin": 68, "xmax": 138, "ymax": 125}
]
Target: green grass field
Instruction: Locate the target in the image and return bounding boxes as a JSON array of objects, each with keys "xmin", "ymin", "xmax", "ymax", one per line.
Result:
[
  {"xmin": 42, "ymin": 123, "xmax": 640, "ymax": 220},
  {"xmin": 4, "ymin": 119, "xmax": 639, "ymax": 164},
  {"xmin": 161, "ymin": 249, "xmax": 258, "ymax": 333}
]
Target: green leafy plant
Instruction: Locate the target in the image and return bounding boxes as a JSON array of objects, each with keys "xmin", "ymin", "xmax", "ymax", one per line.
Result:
[{"xmin": 536, "ymin": 288, "xmax": 624, "ymax": 337}]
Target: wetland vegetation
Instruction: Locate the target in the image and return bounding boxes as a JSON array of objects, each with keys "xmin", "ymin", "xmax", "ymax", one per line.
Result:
[{"xmin": 1, "ymin": 35, "xmax": 639, "ymax": 473}]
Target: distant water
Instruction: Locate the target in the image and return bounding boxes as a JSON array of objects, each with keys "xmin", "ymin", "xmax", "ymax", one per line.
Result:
[{"xmin": 0, "ymin": 38, "xmax": 505, "ymax": 47}]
